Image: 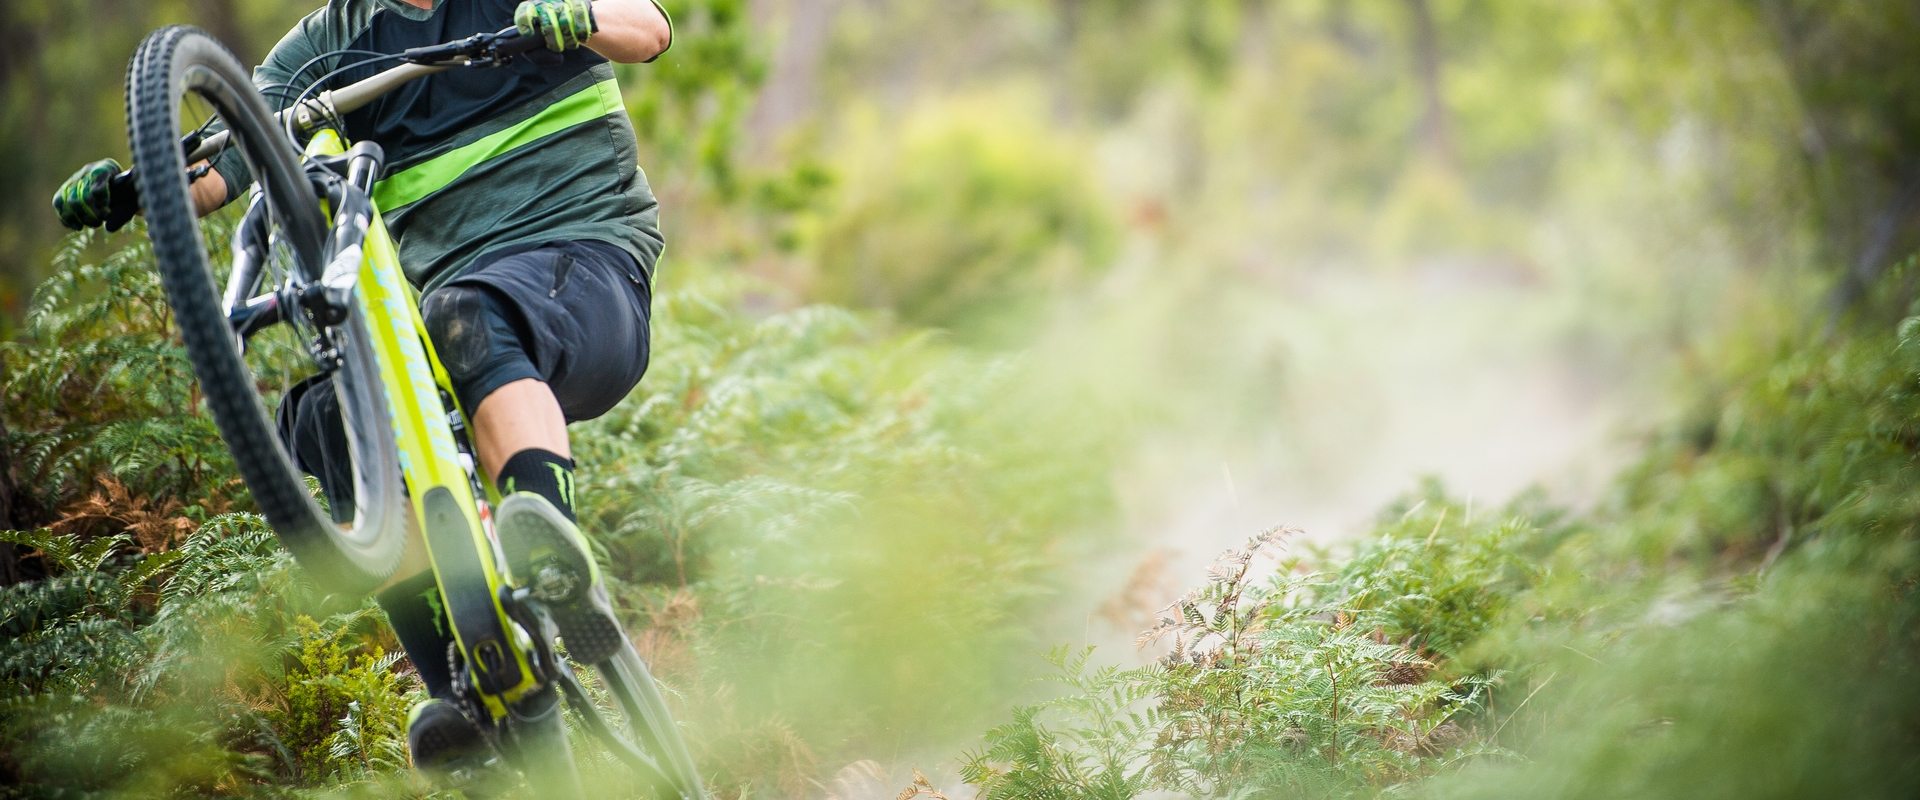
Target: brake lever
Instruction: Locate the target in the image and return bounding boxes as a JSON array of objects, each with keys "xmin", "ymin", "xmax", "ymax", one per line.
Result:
[
  {"xmin": 401, "ymin": 27, "xmax": 539, "ymax": 67},
  {"xmin": 400, "ymin": 31, "xmax": 490, "ymax": 64}
]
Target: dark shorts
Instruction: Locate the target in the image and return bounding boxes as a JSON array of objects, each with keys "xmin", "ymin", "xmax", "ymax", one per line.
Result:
[
  {"xmin": 277, "ymin": 239, "xmax": 651, "ymax": 519},
  {"xmin": 425, "ymin": 239, "xmax": 653, "ymax": 420}
]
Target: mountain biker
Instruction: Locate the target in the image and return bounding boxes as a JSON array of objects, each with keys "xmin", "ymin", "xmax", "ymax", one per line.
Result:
[{"xmin": 51, "ymin": 0, "xmax": 672, "ymax": 776}]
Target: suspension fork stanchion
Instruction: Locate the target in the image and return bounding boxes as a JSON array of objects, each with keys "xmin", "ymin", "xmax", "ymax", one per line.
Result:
[
  {"xmin": 223, "ymin": 196, "xmax": 286, "ymax": 348},
  {"xmin": 222, "ymin": 195, "xmax": 271, "ymax": 312}
]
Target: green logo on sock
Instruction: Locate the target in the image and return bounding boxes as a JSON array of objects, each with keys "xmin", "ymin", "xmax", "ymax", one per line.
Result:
[{"xmin": 547, "ymin": 463, "xmax": 575, "ymax": 509}]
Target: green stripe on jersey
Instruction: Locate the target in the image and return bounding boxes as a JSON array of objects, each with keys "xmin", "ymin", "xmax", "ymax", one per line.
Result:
[{"xmin": 373, "ymin": 78, "xmax": 623, "ymax": 211}]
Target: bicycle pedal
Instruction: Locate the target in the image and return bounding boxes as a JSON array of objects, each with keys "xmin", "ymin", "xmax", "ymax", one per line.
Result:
[{"xmin": 531, "ymin": 557, "xmax": 583, "ymax": 604}]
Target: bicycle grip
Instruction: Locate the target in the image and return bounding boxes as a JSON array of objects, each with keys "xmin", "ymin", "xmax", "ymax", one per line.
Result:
[{"xmin": 492, "ymin": 28, "xmax": 545, "ymax": 57}]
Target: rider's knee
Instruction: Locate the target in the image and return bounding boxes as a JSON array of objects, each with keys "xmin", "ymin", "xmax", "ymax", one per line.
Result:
[{"xmin": 420, "ymin": 283, "xmax": 498, "ymax": 384}]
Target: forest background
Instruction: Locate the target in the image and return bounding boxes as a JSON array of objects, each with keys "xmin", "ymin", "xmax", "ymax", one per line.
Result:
[{"xmin": 3, "ymin": 1, "xmax": 1919, "ymax": 797}]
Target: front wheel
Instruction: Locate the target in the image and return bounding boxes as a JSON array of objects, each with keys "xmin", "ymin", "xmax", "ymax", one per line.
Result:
[{"xmin": 127, "ymin": 25, "xmax": 405, "ymax": 594}]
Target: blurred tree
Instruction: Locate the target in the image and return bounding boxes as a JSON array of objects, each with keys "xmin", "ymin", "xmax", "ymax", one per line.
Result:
[
  {"xmin": 1608, "ymin": 0, "xmax": 1920, "ymax": 315},
  {"xmin": 744, "ymin": 0, "xmax": 838, "ymax": 148},
  {"xmin": 1403, "ymin": 0, "xmax": 1453, "ymax": 165},
  {"xmin": 1752, "ymin": 1, "xmax": 1920, "ymax": 315}
]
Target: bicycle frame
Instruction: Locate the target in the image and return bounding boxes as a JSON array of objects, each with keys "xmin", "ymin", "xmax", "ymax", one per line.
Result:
[{"xmin": 302, "ymin": 127, "xmax": 538, "ymax": 721}]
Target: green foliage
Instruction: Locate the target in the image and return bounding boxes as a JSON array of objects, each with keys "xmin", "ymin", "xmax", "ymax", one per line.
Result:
[
  {"xmin": 963, "ymin": 520, "xmax": 1516, "ymax": 799},
  {"xmin": 622, "ymin": 0, "xmax": 765, "ymax": 199},
  {"xmin": 2, "ymin": 230, "xmax": 238, "ymax": 525},
  {"xmin": 1146, "ymin": 529, "xmax": 1504, "ymax": 795},
  {"xmin": 961, "ymin": 647, "xmax": 1161, "ymax": 800},
  {"xmin": 1413, "ymin": 278, "xmax": 1920, "ymax": 800},
  {"xmin": 1431, "ymin": 543, "xmax": 1920, "ymax": 800},
  {"xmin": 1606, "ymin": 285, "xmax": 1920, "ymax": 565},
  {"xmin": 2, "ymin": 494, "xmax": 420, "ymax": 796},
  {"xmin": 804, "ymin": 96, "xmax": 1120, "ymax": 340},
  {"xmin": 0, "ymin": 236, "xmax": 425, "ymax": 795},
  {"xmin": 0, "ymin": 530, "xmax": 153, "ymax": 698},
  {"xmin": 1336, "ymin": 487, "xmax": 1549, "ymax": 662},
  {"xmin": 270, "ymin": 614, "xmax": 412, "ymax": 782}
]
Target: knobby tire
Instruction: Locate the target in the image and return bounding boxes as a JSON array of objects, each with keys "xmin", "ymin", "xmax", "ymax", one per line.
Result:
[{"xmin": 127, "ymin": 25, "xmax": 401, "ymax": 594}]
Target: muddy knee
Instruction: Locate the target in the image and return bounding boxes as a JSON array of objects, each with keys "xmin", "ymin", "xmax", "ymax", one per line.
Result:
[
  {"xmin": 420, "ymin": 283, "xmax": 540, "ymax": 412},
  {"xmin": 422, "ymin": 285, "xmax": 497, "ymax": 382}
]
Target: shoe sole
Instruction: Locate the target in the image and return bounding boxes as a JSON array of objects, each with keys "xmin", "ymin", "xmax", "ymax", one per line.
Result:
[
  {"xmin": 407, "ymin": 701, "xmax": 491, "ymax": 777},
  {"xmin": 496, "ymin": 494, "xmax": 625, "ymax": 664}
]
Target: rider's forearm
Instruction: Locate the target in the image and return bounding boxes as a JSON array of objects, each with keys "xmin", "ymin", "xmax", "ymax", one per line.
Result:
[
  {"xmin": 586, "ymin": 0, "xmax": 672, "ymax": 64},
  {"xmin": 192, "ymin": 164, "xmax": 230, "ymax": 217}
]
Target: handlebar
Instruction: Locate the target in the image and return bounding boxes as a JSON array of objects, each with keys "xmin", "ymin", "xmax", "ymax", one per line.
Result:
[{"xmin": 115, "ymin": 27, "xmax": 540, "ymax": 188}]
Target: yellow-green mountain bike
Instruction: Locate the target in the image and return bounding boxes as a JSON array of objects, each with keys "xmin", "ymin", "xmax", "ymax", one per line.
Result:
[{"xmin": 119, "ymin": 23, "xmax": 702, "ymax": 798}]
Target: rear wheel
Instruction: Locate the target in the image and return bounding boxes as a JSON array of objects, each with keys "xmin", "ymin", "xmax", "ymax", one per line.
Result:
[
  {"xmin": 596, "ymin": 642, "xmax": 704, "ymax": 797},
  {"xmin": 127, "ymin": 25, "xmax": 406, "ymax": 594},
  {"xmin": 488, "ymin": 586, "xmax": 702, "ymax": 795}
]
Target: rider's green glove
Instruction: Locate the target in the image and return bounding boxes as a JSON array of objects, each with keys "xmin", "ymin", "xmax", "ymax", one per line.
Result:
[
  {"xmin": 514, "ymin": 0, "xmax": 597, "ymax": 52},
  {"xmin": 52, "ymin": 158, "xmax": 139, "ymax": 232}
]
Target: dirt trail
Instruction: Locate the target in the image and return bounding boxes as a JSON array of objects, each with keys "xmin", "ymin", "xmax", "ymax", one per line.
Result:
[{"xmin": 1085, "ymin": 258, "xmax": 1653, "ymax": 648}]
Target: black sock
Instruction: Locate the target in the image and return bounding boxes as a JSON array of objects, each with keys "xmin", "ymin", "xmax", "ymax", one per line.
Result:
[
  {"xmin": 497, "ymin": 448, "xmax": 576, "ymax": 522},
  {"xmin": 374, "ymin": 570, "xmax": 456, "ymax": 699}
]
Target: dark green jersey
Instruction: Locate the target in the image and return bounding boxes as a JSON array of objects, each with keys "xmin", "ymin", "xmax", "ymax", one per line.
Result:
[{"xmin": 210, "ymin": 0, "xmax": 667, "ymax": 291}]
